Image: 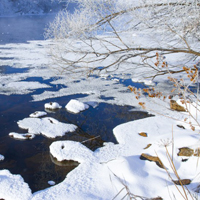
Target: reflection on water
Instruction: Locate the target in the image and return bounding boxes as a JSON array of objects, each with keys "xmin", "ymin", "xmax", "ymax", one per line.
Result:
[{"xmin": 0, "ymin": 92, "xmax": 152, "ymax": 192}]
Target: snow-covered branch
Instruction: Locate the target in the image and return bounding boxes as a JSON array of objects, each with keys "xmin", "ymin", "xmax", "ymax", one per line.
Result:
[{"xmin": 46, "ymin": 0, "xmax": 200, "ymax": 77}]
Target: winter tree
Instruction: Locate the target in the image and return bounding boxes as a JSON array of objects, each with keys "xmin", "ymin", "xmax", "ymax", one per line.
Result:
[{"xmin": 46, "ymin": 0, "xmax": 200, "ymax": 79}]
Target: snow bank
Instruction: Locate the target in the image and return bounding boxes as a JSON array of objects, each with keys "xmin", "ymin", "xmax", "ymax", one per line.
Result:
[
  {"xmin": 34, "ymin": 114, "xmax": 200, "ymax": 199},
  {"xmin": 65, "ymin": 99, "xmax": 89, "ymax": 114},
  {"xmin": 0, "ymin": 170, "xmax": 32, "ymax": 200}
]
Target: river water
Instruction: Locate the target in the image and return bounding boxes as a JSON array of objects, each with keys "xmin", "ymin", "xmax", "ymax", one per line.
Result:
[{"xmin": 0, "ymin": 14, "xmax": 151, "ymax": 193}]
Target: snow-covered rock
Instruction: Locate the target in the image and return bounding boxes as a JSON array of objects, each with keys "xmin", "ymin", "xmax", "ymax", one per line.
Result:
[
  {"xmin": 9, "ymin": 132, "xmax": 35, "ymax": 140},
  {"xmin": 65, "ymin": 99, "xmax": 89, "ymax": 114},
  {"xmin": 50, "ymin": 141, "xmax": 95, "ymax": 164},
  {"xmin": 29, "ymin": 111, "xmax": 47, "ymax": 118},
  {"xmin": 0, "ymin": 154, "xmax": 4, "ymax": 161},
  {"xmin": 44, "ymin": 102, "xmax": 62, "ymax": 110}
]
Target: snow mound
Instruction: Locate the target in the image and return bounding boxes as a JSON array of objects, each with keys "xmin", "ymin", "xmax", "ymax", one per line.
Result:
[
  {"xmin": 29, "ymin": 111, "xmax": 47, "ymax": 118},
  {"xmin": 17, "ymin": 117, "xmax": 77, "ymax": 138},
  {"xmin": 0, "ymin": 170, "xmax": 32, "ymax": 200},
  {"xmin": 50, "ymin": 141, "xmax": 94, "ymax": 163},
  {"xmin": 65, "ymin": 99, "xmax": 89, "ymax": 114},
  {"xmin": 9, "ymin": 132, "xmax": 35, "ymax": 140},
  {"xmin": 44, "ymin": 102, "xmax": 62, "ymax": 110}
]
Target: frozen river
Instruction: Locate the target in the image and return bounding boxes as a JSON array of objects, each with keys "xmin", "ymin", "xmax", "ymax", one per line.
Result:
[{"xmin": 0, "ymin": 14, "xmax": 150, "ymax": 193}]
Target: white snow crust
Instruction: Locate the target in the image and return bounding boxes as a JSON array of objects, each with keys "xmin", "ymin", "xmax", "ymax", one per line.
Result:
[
  {"xmin": 65, "ymin": 99, "xmax": 89, "ymax": 114},
  {"xmin": 9, "ymin": 132, "xmax": 35, "ymax": 140},
  {"xmin": 29, "ymin": 111, "xmax": 47, "ymax": 118},
  {"xmin": 44, "ymin": 102, "xmax": 62, "ymax": 110},
  {"xmin": 0, "ymin": 155, "xmax": 4, "ymax": 161},
  {"xmin": 48, "ymin": 180, "xmax": 56, "ymax": 186},
  {"xmin": 0, "ymin": 170, "xmax": 32, "ymax": 200},
  {"xmin": 16, "ymin": 117, "xmax": 77, "ymax": 138}
]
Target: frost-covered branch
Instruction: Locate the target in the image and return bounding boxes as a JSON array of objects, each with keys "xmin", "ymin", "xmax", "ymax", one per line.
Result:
[{"xmin": 46, "ymin": 0, "xmax": 200, "ymax": 77}]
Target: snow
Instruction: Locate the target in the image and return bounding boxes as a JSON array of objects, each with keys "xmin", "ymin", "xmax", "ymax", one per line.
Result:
[
  {"xmin": 37, "ymin": 115, "xmax": 200, "ymax": 200},
  {"xmin": 0, "ymin": 80, "xmax": 51, "ymax": 95},
  {"xmin": 29, "ymin": 111, "xmax": 47, "ymax": 118},
  {"xmin": 13, "ymin": 117, "xmax": 77, "ymax": 138},
  {"xmin": 44, "ymin": 102, "xmax": 62, "ymax": 110},
  {"xmin": 65, "ymin": 99, "xmax": 89, "ymax": 114},
  {"xmin": 0, "ymin": 170, "xmax": 32, "ymax": 200},
  {"xmin": 1, "ymin": 42, "xmax": 200, "ymax": 200},
  {"xmin": 50, "ymin": 141, "xmax": 95, "ymax": 163},
  {"xmin": 48, "ymin": 181, "xmax": 56, "ymax": 186},
  {"xmin": 0, "ymin": 155, "xmax": 4, "ymax": 161},
  {"xmin": 9, "ymin": 132, "xmax": 35, "ymax": 140},
  {"xmin": 0, "ymin": 9, "xmax": 200, "ymax": 200}
]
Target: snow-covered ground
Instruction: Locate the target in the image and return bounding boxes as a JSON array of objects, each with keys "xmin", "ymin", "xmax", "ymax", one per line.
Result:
[{"xmin": 0, "ymin": 15, "xmax": 200, "ymax": 200}]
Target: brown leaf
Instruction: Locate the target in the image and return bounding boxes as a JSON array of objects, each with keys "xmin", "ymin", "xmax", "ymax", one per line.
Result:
[
  {"xmin": 139, "ymin": 132, "xmax": 148, "ymax": 137},
  {"xmin": 144, "ymin": 144, "xmax": 152, "ymax": 149}
]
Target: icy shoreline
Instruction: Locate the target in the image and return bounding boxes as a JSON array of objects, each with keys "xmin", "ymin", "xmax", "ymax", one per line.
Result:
[{"xmin": 0, "ymin": 22, "xmax": 200, "ymax": 199}]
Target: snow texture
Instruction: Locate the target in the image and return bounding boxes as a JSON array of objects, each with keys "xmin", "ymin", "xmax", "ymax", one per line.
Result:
[
  {"xmin": 65, "ymin": 99, "xmax": 89, "ymax": 114},
  {"xmin": 9, "ymin": 132, "xmax": 35, "ymax": 140},
  {"xmin": 29, "ymin": 111, "xmax": 47, "ymax": 118},
  {"xmin": 0, "ymin": 155, "xmax": 4, "ymax": 161},
  {"xmin": 16, "ymin": 117, "xmax": 77, "ymax": 138},
  {"xmin": 0, "ymin": 170, "xmax": 32, "ymax": 200},
  {"xmin": 44, "ymin": 102, "xmax": 62, "ymax": 110}
]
